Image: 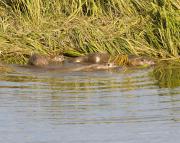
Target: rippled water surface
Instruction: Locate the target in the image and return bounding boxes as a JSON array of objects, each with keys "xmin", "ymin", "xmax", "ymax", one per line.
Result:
[{"xmin": 0, "ymin": 64, "xmax": 180, "ymax": 143}]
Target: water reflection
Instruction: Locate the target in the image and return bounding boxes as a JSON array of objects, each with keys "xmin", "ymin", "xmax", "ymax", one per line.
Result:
[
  {"xmin": 0, "ymin": 63, "xmax": 180, "ymax": 143},
  {"xmin": 153, "ymin": 62, "xmax": 180, "ymax": 88}
]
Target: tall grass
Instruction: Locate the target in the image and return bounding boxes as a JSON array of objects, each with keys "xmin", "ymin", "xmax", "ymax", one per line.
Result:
[{"xmin": 0, "ymin": 0, "xmax": 179, "ymax": 64}]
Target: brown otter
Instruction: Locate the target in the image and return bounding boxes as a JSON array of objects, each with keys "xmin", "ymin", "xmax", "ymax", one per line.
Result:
[
  {"xmin": 28, "ymin": 54, "xmax": 64, "ymax": 66},
  {"xmin": 77, "ymin": 63, "xmax": 117, "ymax": 71},
  {"xmin": 127, "ymin": 56, "xmax": 155, "ymax": 66},
  {"xmin": 73, "ymin": 53, "xmax": 110, "ymax": 64},
  {"xmin": 46, "ymin": 62, "xmax": 117, "ymax": 72},
  {"xmin": 28, "ymin": 53, "xmax": 116, "ymax": 71},
  {"xmin": 50, "ymin": 55, "xmax": 65, "ymax": 63},
  {"xmin": 28, "ymin": 54, "xmax": 49, "ymax": 66}
]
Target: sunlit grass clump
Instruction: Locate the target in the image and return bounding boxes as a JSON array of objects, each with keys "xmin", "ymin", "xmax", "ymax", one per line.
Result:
[{"xmin": 0, "ymin": 0, "xmax": 179, "ymax": 64}]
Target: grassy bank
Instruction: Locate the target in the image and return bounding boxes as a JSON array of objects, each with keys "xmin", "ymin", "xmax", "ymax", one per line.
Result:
[{"xmin": 0, "ymin": 0, "xmax": 179, "ymax": 64}]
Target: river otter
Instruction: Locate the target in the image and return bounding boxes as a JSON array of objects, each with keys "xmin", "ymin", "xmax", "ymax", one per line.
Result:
[
  {"xmin": 28, "ymin": 54, "xmax": 64, "ymax": 66},
  {"xmin": 28, "ymin": 53, "xmax": 116, "ymax": 71},
  {"xmin": 79, "ymin": 63, "xmax": 117, "ymax": 71},
  {"xmin": 46, "ymin": 62, "xmax": 117, "ymax": 72},
  {"xmin": 73, "ymin": 53, "xmax": 110, "ymax": 64},
  {"xmin": 127, "ymin": 56, "xmax": 155, "ymax": 66},
  {"xmin": 50, "ymin": 55, "xmax": 65, "ymax": 63},
  {"xmin": 28, "ymin": 54, "xmax": 49, "ymax": 66}
]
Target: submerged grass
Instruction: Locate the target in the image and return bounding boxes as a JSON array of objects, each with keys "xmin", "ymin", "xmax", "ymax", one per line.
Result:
[{"xmin": 0, "ymin": 0, "xmax": 179, "ymax": 64}]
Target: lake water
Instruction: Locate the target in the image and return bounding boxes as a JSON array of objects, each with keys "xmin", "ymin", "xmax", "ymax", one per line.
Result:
[{"xmin": 0, "ymin": 63, "xmax": 180, "ymax": 143}]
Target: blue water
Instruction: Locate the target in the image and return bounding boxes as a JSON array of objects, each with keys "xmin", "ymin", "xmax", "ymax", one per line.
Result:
[{"xmin": 0, "ymin": 65, "xmax": 180, "ymax": 143}]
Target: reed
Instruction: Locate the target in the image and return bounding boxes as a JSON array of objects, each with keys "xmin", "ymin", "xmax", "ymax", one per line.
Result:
[{"xmin": 0, "ymin": 0, "xmax": 179, "ymax": 64}]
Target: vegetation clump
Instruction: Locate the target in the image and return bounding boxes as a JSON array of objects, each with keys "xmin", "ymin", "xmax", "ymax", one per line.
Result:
[{"xmin": 0, "ymin": 0, "xmax": 179, "ymax": 64}]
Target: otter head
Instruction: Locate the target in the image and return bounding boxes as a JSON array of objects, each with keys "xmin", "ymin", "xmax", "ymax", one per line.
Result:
[
  {"xmin": 106, "ymin": 62, "xmax": 117, "ymax": 68},
  {"xmin": 95, "ymin": 62, "xmax": 117, "ymax": 70},
  {"xmin": 129, "ymin": 57, "xmax": 155, "ymax": 66},
  {"xmin": 28, "ymin": 54, "xmax": 49, "ymax": 66},
  {"xmin": 51, "ymin": 55, "xmax": 64, "ymax": 63},
  {"xmin": 139, "ymin": 58, "xmax": 155, "ymax": 66}
]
